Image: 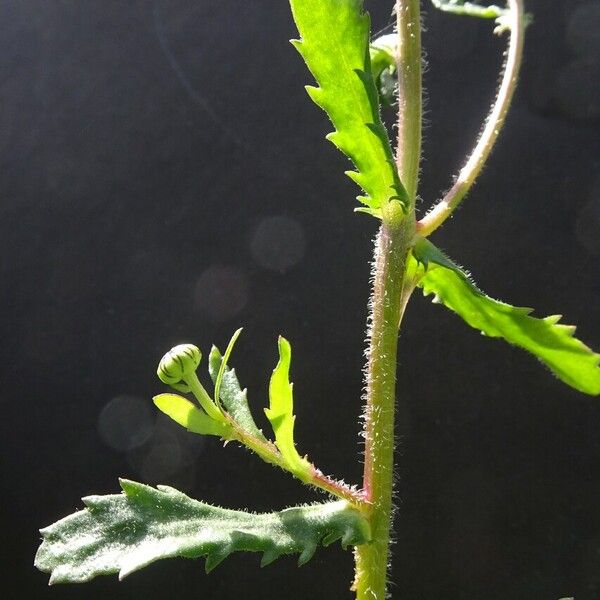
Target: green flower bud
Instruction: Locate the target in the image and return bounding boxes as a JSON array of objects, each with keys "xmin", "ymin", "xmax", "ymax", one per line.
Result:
[{"xmin": 157, "ymin": 344, "xmax": 201, "ymax": 386}]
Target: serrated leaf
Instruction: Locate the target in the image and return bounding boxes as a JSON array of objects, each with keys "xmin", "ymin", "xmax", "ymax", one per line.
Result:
[
  {"xmin": 413, "ymin": 238, "xmax": 600, "ymax": 395},
  {"xmin": 35, "ymin": 480, "xmax": 371, "ymax": 584},
  {"xmin": 153, "ymin": 393, "xmax": 233, "ymax": 438},
  {"xmin": 265, "ymin": 337, "xmax": 311, "ymax": 479},
  {"xmin": 289, "ymin": 0, "xmax": 407, "ymax": 215},
  {"xmin": 208, "ymin": 345, "xmax": 268, "ymax": 443}
]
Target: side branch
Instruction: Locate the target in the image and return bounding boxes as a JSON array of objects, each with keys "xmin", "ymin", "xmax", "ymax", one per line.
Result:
[{"xmin": 417, "ymin": 0, "xmax": 525, "ymax": 237}]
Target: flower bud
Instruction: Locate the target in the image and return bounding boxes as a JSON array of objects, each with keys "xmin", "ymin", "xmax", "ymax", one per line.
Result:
[{"xmin": 157, "ymin": 344, "xmax": 201, "ymax": 386}]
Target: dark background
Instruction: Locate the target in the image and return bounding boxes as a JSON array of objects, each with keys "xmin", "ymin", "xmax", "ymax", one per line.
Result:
[{"xmin": 1, "ymin": 1, "xmax": 599, "ymax": 599}]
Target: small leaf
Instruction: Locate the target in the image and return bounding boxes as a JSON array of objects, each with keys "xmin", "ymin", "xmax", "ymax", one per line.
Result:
[
  {"xmin": 208, "ymin": 346, "xmax": 268, "ymax": 442},
  {"xmin": 370, "ymin": 34, "xmax": 398, "ymax": 107},
  {"xmin": 289, "ymin": 0, "xmax": 407, "ymax": 215},
  {"xmin": 413, "ymin": 238, "xmax": 600, "ymax": 396},
  {"xmin": 265, "ymin": 337, "xmax": 312, "ymax": 480},
  {"xmin": 213, "ymin": 327, "xmax": 243, "ymax": 410},
  {"xmin": 35, "ymin": 480, "xmax": 371, "ymax": 584},
  {"xmin": 428, "ymin": 1, "xmax": 533, "ymax": 31},
  {"xmin": 429, "ymin": 0, "xmax": 508, "ymax": 20},
  {"xmin": 153, "ymin": 393, "xmax": 232, "ymax": 438}
]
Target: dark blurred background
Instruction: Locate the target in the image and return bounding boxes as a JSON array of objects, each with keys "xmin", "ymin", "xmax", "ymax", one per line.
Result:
[{"xmin": 1, "ymin": 1, "xmax": 599, "ymax": 598}]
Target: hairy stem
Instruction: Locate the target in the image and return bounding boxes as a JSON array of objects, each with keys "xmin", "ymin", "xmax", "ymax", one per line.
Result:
[
  {"xmin": 353, "ymin": 3, "xmax": 422, "ymax": 596},
  {"xmin": 417, "ymin": 0, "xmax": 525, "ymax": 236},
  {"xmin": 353, "ymin": 221, "xmax": 414, "ymax": 599},
  {"xmin": 395, "ymin": 0, "xmax": 422, "ymax": 201}
]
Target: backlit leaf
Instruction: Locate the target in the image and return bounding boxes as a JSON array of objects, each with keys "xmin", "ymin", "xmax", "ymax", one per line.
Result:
[
  {"xmin": 265, "ymin": 337, "xmax": 312, "ymax": 480},
  {"xmin": 153, "ymin": 393, "xmax": 232, "ymax": 438},
  {"xmin": 289, "ymin": 0, "xmax": 407, "ymax": 216},
  {"xmin": 413, "ymin": 237, "xmax": 600, "ymax": 396}
]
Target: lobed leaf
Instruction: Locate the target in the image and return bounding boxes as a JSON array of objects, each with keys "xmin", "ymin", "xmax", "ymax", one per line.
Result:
[
  {"xmin": 35, "ymin": 480, "xmax": 371, "ymax": 584},
  {"xmin": 413, "ymin": 238, "xmax": 600, "ymax": 396},
  {"xmin": 289, "ymin": 0, "xmax": 407, "ymax": 216},
  {"xmin": 208, "ymin": 345, "xmax": 268, "ymax": 443},
  {"xmin": 265, "ymin": 337, "xmax": 312, "ymax": 480}
]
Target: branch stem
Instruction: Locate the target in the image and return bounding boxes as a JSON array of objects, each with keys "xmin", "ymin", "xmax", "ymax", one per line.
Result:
[{"xmin": 417, "ymin": 0, "xmax": 525, "ymax": 236}]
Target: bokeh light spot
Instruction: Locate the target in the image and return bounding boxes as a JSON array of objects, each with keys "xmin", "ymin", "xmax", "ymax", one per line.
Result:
[
  {"xmin": 250, "ymin": 215, "xmax": 306, "ymax": 273},
  {"xmin": 194, "ymin": 265, "xmax": 248, "ymax": 322},
  {"xmin": 98, "ymin": 395, "xmax": 154, "ymax": 451}
]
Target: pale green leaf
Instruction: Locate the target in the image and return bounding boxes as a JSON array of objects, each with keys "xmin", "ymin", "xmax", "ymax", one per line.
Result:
[
  {"xmin": 208, "ymin": 345, "xmax": 268, "ymax": 443},
  {"xmin": 265, "ymin": 337, "xmax": 311, "ymax": 479},
  {"xmin": 413, "ymin": 238, "xmax": 600, "ymax": 396},
  {"xmin": 153, "ymin": 393, "xmax": 232, "ymax": 438},
  {"xmin": 35, "ymin": 480, "xmax": 371, "ymax": 584},
  {"xmin": 289, "ymin": 0, "xmax": 407, "ymax": 216}
]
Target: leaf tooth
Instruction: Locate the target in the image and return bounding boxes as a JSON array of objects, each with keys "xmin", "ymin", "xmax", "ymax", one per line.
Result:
[
  {"xmin": 205, "ymin": 545, "xmax": 232, "ymax": 573},
  {"xmin": 325, "ymin": 131, "xmax": 343, "ymax": 148},
  {"xmin": 345, "ymin": 170, "xmax": 367, "ymax": 187},
  {"xmin": 290, "ymin": 38, "xmax": 304, "ymax": 55},
  {"xmin": 305, "ymin": 85, "xmax": 325, "ymax": 108},
  {"xmin": 260, "ymin": 547, "xmax": 281, "ymax": 567},
  {"xmin": 155, "ymin": 484, "xmax": 180, "ymax": 495},
  {"xmin": 48, "ymin": 569, "xmax": 69, "ymax": 586},
  {"xmin": 297, "ymin": 543, "xmax": 317, "ymax": 566},
  {"xmin": 356, "ymin": 195, "xmax": 377, "ymax": 210},
  {"xmin": 81, "ymin": 494, "xmax": 112, "ymax": 512},
  {"xmin": 544, "ymin": 314, "xmax": 562, "ymax": 325},
  {"xmin": 119, "ymin": 478, "xmax": 147, "ymax": 498}
]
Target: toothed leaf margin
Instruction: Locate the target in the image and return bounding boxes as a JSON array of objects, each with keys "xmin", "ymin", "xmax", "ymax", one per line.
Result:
[
  {"xmin": 35, "ymin": 480, "xmax": 371, "ymax": 584},
  {"xmin": 413, "ymin": 237, "xmax": 600, "ymax": 395}
]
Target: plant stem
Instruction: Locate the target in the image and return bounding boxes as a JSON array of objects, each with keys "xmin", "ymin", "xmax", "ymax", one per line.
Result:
[
  {"xmin": 395, "ymin": 0, "xmax": 422, "ymax": 200},
  {"xmin": 417, "ymin": 0, "xmax": 525, "ymax": 237},
  {"xmin": 353, "ymin": 1, "xmax": 421, "ymax": 597},
  {"xmin": 353, "ymin": 221, "xmax": 414, "ymax": 599}
]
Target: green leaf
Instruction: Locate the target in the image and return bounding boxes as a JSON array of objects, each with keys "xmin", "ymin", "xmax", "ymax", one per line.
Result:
[
  {"xmin": 265, "ymin": 337, "xmax": 312, "ymax": 480},
  {"xmin": 289, "ymin": 0, "xmax": 407, "ymax": 216},
  {"xmin": 413, "ymin": 238, "xmax": 600, "ymax": 396},
  {"xmin": 35, "ymin": 480, "xmax": 371, "ymax": 584},
  {"xmin": 153, "ymin": 393, "xmax": 233, "ymax": 437},
  {"xmin": 208, "ymin": 345, "xmax": 269, "ymax": 443}
]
